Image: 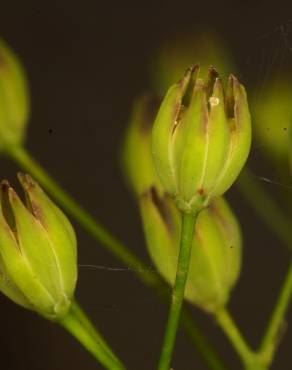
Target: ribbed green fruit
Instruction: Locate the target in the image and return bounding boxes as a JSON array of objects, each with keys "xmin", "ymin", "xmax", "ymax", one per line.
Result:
[
  {"xmin": 152, "ymin": 66, "xmax": 251, "ymax": 214},
  {"xmin": 0, "ymin": 174, "xmax": 77, "ymax": 320}
]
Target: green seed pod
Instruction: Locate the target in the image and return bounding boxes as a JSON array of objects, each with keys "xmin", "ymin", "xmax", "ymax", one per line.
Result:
[
  {"xmin": 0, "ymin": 39, "xmax": 29, "ymax": 151},
  {"xmin": 152, "ymin": 66, "xmax": 252, "ymax": 214},
  {"xmin": 121, "ymin": 94, "xmax": 164, "ymax": 196},
  {"xmin": 0, "ymin": 174, "xmax": 77, "ymax": 320},
  {"xmin": 140, "ymin": 189, "xmax": 241, "ymax": 313}
]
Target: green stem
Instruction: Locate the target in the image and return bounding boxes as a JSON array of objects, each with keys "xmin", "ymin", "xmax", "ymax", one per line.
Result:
[
  {"xmin": 158, "ymin": 212, "xmax": 197, "ymax": 370},
  {"xmin": 259, "ymin": 261, "xmax": 292, "ymax": 365},
  {"xmin": 237, "ymin": 167, "xmax": 292, "ymax": 367},
  {"xmin": 71, "ymin": 301, "xmax": 122, "ymax": 366},
  {"xmin": 7, "ymin": 145, "xmax": 228, "ymax": 370},
  {"xmin": 237, "ymin": 167, "xmax": 292, "ymax": 251},
  {"xmin": 215, "ymin": 308, "xmax": 262, "ymax": 369},
  {"xmin": 59, "ymin": 301, "xmax": 126, "ymax": 370}
]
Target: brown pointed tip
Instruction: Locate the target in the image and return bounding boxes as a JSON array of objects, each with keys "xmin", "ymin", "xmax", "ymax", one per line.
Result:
[
  {"xmin": 226, "ymin": 76, "xmax": 237, "ymax": 118},
  {"xmin": 191, "ymin": 64, "xmax": 200, "ymax": 81},
  {"xmin": 178, "ymin": 64, "xmax": 199, "ymax": 86},
  {"xmin": 189, "ymin": 64, "xmax": 200, "ymax": 74},
  {"xmin": 228, "ymin": 74, "xmax": 245, "ymax": 101},
  {"xmin": 17, "ymin": 173, "xmax": 36, "ymax": 191},
  {"xmin": 228, "ymin": 74, "xmax": 234, "ymax": 86},
  {"xmin": 0, "ymin": 180, "xmax": 11, "ymax": 193},
  {"xmin": 17, "ymin": 172, "xmax": 26, "ymax": 186},
  {"xmin": 229, "ymin": 74, "xmax": 238, "ymax": 81},
  {"xmin": 208, "ymin": 66, "xmax": 219, "ymax": 79},
  {"xmin": 17, "ymin": 172, "xmax": 32, "ymax": 183},
  {"xmin": 228, "ymin": 74, "xmax": 240, "ymax": 89},
  {"xmin": 176, "ymin": 65, "xmax": 200, "ymax": 108}
]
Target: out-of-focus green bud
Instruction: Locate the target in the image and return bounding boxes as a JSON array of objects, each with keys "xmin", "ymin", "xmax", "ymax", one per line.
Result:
[
  {"xmin": 140, "ymin": 188, "xmax": 241, "ymax": 313},
  {"xmin": 289, "ymin": 123, "xmax": 292, "ymax": 175},
  {"xmin": 150, "ymin": 31, "xmax": 236, "ymax": 95},
  {"xmin": 121, "ymin": 94, "xmax": 164, "ymax": 196},
  {"xmin": 0, "ymin": 174, "xmax": 77, "ymax": 320},
  {"xmin": 0, "ymin": 39, "xmax": 29, "ymax": 151},
  {"xmin": 252, "ymin": 78, "xmax": 292, "ymax": 163},
  {"xmin": 152, "ymin": 66, "xmax": 252, "ymax": 214}
]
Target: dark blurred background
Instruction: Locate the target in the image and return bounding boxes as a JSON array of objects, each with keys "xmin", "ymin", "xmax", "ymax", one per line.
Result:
[{"xmin": 0, "ymin": 1, "xmax": 292, "ymax": 369}]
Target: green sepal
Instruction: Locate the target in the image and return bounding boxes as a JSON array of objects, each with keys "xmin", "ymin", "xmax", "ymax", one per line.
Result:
[
  {"xmin": 200, "ymin": 78, "xmax": 230, "ymax": 196},
  {"xmin": 152, "ymin": 66, "xmax": 197, "ymax": 196},
  {"xmin": 0, "ymin": 259, "xmax": 33, "ymax": 309},
  {"xmin": 187, "ymin": 197, "xmax": 242, "ymax": 311},
  {"xmin": 0, "ymin": 211, "xmax": 56, "ymax": 316},
  {"xmin": 18, "ymin": 173, "xmax": 77, "ymax": 300},
  {"xmin": 187, "ymin": 205, "xmax": 229, "ymax": 311},
  {"xmin": 174, "ymin": 79, "xmax": 209, "ymax": 206},
  {"xmin": 210, "ymin": 197, "xmax": 242, "ymax": 289},
  {"xmin": 7, "ymin": 186, "xmax": 63, "ymax": 303},
  {"xmin": 212, "ymin": 76, "xmax": 251, "ymax": 197}
]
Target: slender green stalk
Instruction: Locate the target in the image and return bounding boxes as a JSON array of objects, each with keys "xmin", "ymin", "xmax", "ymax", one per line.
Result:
[
  {"xmin": 158, "ymin": 212, "xmax": 197, "ymax": 370},
  {"xmin": 259, "ymin": 261, "xmax": 292, "ymax": 366},
  {"xmin": 237, "ymin": 167, "xmax": 292, "ymax": 368},
  {"xmin": 71, "ymin": 301, "xmax": 123, "ymax": 366},
  {"xmin": 215, "ymin": 308, "xmax": 256, "ymax": 369},
  {"xmin": 6, "ymin": 145, "xmax": 228, "ymax": 370},
  {"xmin": 237, "ymin": 167, "xmax": 292, "ymax": 251},
  {"xmin": 59, "ymin": 302, "xmax": 126, "ymax": 370}
]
